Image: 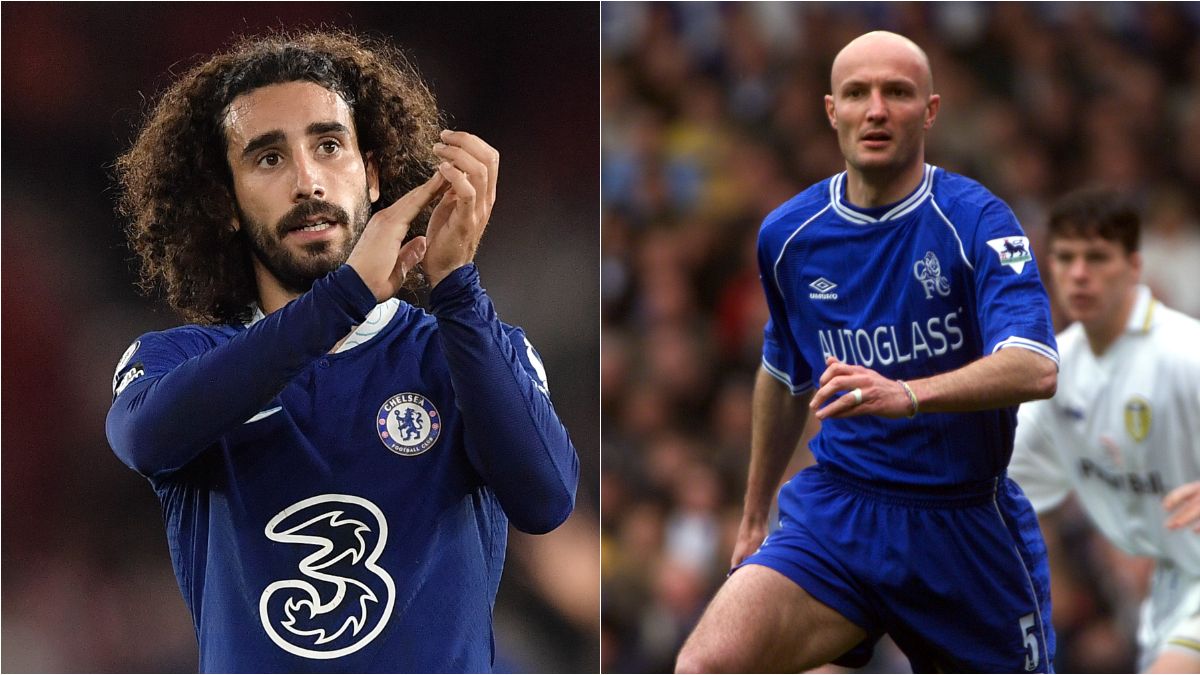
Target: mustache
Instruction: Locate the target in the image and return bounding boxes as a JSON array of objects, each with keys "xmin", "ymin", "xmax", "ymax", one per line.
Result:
[{"xmin": 275, "ymin": 200, "xmax": 352, "ymax": 238}]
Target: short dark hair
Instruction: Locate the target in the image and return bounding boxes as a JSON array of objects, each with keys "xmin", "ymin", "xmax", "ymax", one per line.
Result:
[
  {"xmin": 1046, "ymin": 187, "xmax": 1140, "ymax": 254},
  {"xmin": 115, "ymin": 29, "xmax": 442, "ymax": 325}
]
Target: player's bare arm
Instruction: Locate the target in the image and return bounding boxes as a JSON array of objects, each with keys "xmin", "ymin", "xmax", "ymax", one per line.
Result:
[
  {"xmin": 425, "ymin": 129, "xmax": 500, "ymax": 286},
  {"xmin": 732, "ymin": 368, "xmax": 814, "ymax": 568},
  {"xmin": 1164, "ymin": 481, "xmax": 1200, "ymax": 533},
  {"xmin": 812, "ymin": 347, "xmax": 1057, "ymax": 420}
]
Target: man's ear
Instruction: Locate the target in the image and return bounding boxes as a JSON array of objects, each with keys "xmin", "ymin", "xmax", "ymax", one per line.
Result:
[
  {"xmin": 229, "ymin": 213, "xmax": 241, "ymax": 233},
  {"xmin": 825, "ymin": 94, "xmax": 837, "ymax": 129},
  {"xmin": 924, "ymin": 94, "xmax": 941, "ymax": 130},
  {"xmin": 365, "ymin": 151, "xmax": 380, "ymax": 203}
]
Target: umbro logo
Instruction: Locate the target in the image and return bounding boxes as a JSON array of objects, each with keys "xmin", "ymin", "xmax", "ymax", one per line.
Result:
[{"xmin": 808, "ymin": 277, "xmax": 839, "ymax": 300}]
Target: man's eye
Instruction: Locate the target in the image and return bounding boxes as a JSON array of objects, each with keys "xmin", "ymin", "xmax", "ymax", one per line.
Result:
[
  {"xmin": 257, "ymin": 152, "xmax": 281, "ymax": 168},
  {"xmin": 319, "ymin": 140, "xmax": 340, "ymax": 154}
]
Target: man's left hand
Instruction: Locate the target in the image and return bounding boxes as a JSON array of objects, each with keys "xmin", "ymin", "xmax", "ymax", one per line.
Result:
[
  {"xmin": 424, "ymin": 129, "xmax": 499, "ymax": 287},
  {"xmin": 810, "ymin": 356, "xmax": 913, "ymax": 420},
  {"xmin": 1164, "ymin": 481, "xmax": 1200, "ymax": 532}
]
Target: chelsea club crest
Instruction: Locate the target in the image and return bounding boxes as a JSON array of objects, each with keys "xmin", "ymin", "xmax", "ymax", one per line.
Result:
[{"xmin": 376, "ymin": 393, "xmax": 441, "ymax": 456}]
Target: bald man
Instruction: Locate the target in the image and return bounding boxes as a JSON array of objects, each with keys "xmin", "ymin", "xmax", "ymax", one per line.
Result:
[{"xmin": 675, "ymin": 32, "xmax": 1060, "ymax": 673}]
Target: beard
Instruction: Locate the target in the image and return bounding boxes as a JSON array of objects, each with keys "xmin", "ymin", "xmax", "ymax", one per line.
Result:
[{"xmin": 238, "ymin": 190, "xmax": 372, "ymax": 295}]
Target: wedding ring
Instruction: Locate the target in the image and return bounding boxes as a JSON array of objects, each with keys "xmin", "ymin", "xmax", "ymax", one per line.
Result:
[{"xmin": 850, "ymin": 388, "xmax": 863, "ymax": 405}]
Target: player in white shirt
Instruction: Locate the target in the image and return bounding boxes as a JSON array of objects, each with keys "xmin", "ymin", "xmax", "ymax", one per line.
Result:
[{"xmin": 1010, "ymin": 188, "xmax": 1200, "ymax": 673}]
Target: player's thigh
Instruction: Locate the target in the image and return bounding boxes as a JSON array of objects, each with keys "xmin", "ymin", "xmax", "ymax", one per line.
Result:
[{"xmin": 676, "ymin": 563, "xmax": 866, "ymax": 673}]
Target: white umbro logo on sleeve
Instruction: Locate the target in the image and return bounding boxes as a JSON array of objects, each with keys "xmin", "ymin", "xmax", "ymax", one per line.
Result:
[{"xmin": 808, "ymin": 277, "xmax": 839, "ymax": 300}]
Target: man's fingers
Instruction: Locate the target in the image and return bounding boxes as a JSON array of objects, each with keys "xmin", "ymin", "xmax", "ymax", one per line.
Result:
[
  {"xmin": 439, "ymin": 129, "xmax": 499, "ymax": 170},
  {"xmin": 440, "ymin": 128, "xmax": 498, "ymax": 207},
  {"xmin": 391, "ymin": 235, "xmax": 428, "ymax": 285},
  {"xmin": 730, "ymin": 546, "xmax": 751, "ymax": 570},
  {"xmin": 377, "ymin": 172, "xmax": 447, "ymax": 227},
  {"xmin": 814, "ymin": 389, "xmax": 862, "ymax": 420},
  {"xmin": 437, "ymin": 162, "xmax": 477, "ymax": 213},
  {"xmin": 427, "ymin": 190, "xmax": 456, "ymax": 236},
  {"xmin": 1164, "ymin": 482, "xmax": 1200, "ymax": 530},
  {"xmin": 434, "ymin": 142, "xmax": 490, "ymax": 223},
  {"xmin": 730, "ymin": 526, "xmax": 767, "ymax": 569},
  {"xmin": 1164, "ymin": 482, "xmax": 1200, "ymax": 510},
  {"xmin": 810, "ymin": 375, "xmax": 855, "ymax": 412},
  {"xmin": 421, "ymin": 130, "xmax": 495, "ymax": 286},
  {"xmin": 433, "ymin": 141, "xmax": 487, "ymax": 179},
  {"xmin": 818, "ymin": 362, "xmax": 856, "ymax": 388},
  {"xmin": 1166, "ymin": 498, "xmax": 1200, "ymax": 530}
]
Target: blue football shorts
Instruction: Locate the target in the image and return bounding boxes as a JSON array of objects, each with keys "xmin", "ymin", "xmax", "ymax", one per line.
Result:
[{"xmin": 738, "ymin": 463, "xmax": 1056, "ymax": 673}]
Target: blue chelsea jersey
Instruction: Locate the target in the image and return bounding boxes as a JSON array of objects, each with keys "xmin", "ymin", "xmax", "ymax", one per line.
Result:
[
  {"xmin": 106, "ymin": 265, "xmax": 578, "ymax": 673},
  {"xmin": 759, "ymin": 165, "xmax": 1058, "ymax": 486}
]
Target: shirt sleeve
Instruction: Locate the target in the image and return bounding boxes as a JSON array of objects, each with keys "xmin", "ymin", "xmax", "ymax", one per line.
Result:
[
  {"xmin": 105, "ymin": 264, "xmax": 378, "ymax": 479},
  {"xmin": 1009, "ymin": 399, "xmax": 1073, "ymax": 512},
  {"xmin": 758, "ymin": 226, "xmax": 813, "ymax": 394},
  {"xmin": 970, "ymin": 201, "xmax": 1059, "ymax": 366},
  {"xmin": 428, "ymin": 264, "xmax": 579, "ymax": 534}
]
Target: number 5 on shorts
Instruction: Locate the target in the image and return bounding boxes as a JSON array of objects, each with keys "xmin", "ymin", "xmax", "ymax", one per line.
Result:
[{"xmin": 1019, "ymin": 612, "xmax": 1040, "ymax": 671}]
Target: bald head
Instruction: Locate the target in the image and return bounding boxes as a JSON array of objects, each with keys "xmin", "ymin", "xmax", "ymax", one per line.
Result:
[
  {"xmin": 830, "ymin": 31, "xmax": 933, "ymax": 97},
  {"xmin": 823, "ymin": 31, "xmax": 940, "ymax": 202}
]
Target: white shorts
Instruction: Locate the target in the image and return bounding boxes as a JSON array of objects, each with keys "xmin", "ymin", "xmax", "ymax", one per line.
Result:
[{"xmin": 1137, "ymin": 562, "xmax": 1200, "ymax": 670}]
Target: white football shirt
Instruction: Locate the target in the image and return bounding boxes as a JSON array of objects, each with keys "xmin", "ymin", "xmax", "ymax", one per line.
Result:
[
  {"xmin": 1010, "ymin": 285, "xmax": 1200, "ymax": 568},
  {"xmin": 1010, "ymin": 285, "xmax": 1200, "ymax": 662}
]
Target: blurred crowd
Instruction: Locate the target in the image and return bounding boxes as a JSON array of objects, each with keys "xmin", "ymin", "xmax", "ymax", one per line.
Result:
[
  {"xmin": 600, "ymin": 3, "xmax": 1200, "ymax": 673},
  {"xmin": 2, "ymin": 4, "xmax": 598, "ymax": 673}
]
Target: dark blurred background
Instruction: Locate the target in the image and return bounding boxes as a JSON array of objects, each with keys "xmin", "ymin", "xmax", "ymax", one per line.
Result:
[
  {"xmin": 601, "ymin": 2, "xmax": 1200, "ymax": 673},
  {"xmin": 2, "ymin": 3, "xmax": 598, "ymax": 672}
]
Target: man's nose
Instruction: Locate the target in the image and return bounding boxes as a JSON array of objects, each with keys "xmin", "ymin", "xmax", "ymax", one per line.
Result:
[
  {"xmin": 865, "ymin": 90, "xmax": 887, "ymax": 122},
  {"xmin": 1068, "ymin": 258, "xmax": 1090, "ymax": 280},
  {"xmin": 292, "ymin": 154, "xmax": 326, "ymax": 201}
]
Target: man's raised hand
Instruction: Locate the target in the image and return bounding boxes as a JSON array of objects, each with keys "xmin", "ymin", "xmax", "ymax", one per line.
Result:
[
  {"xmin": 346, "ymin": 172, "xmax": 447, "ymax": 302},
  {"xmin": 424, "ymin": 130, "xmax": 500, "ymax": 287}
]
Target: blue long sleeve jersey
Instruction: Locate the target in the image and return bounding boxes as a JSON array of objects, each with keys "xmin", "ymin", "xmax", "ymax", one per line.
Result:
[
  {"xmin": 760, "ymin": 164, "xmax": 1059, "ymax": 487},
  {"xmin": 106, "ymin": 263, "xmax": 579, "ymax": 673}
]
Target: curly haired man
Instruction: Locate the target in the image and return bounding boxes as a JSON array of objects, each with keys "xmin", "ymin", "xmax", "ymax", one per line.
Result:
[{"xmin": 107, "ymin": 30, "xmax": 578, "ymax": 673}]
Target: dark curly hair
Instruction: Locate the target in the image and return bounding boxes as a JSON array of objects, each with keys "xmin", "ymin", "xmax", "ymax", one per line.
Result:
[{"xmin": 115, "ymin": 28, "xmax": 442, "ymax": 324}]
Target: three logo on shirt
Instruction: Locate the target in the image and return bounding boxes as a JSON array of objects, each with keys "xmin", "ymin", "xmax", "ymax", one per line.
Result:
[
  {"xmin": 112, "ymin": 340, "xmax": 145, "ymax": 397},
  {"xmin": 260, "ymin": 494, "xmax": 395, "ymax": 659},
  {"xmin": 376, "ymin": 393, "xmax": 441, "ymax": 456}
]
